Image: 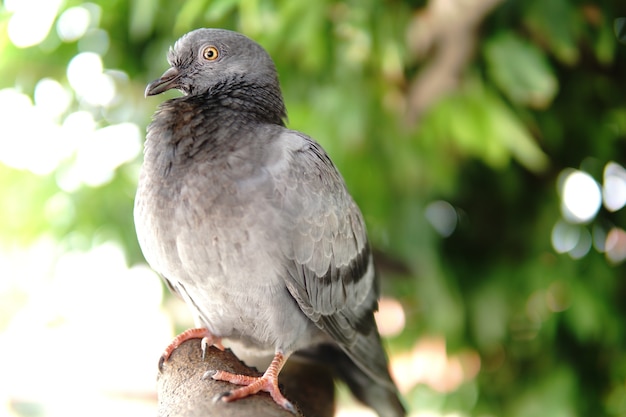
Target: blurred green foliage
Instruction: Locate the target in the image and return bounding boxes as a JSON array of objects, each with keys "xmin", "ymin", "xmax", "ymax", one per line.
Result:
[{"xmin": 1, "ymin": 0, "xmax": 626, "ymax": 416}]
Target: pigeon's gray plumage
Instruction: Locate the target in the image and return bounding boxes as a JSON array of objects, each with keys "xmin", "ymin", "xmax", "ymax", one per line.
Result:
[{"xmin": 134, "ymin": 28, "xmax": 405, "ymax": 417}]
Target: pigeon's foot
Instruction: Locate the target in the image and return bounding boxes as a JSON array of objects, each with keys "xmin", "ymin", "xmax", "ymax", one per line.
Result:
[
  {"xmin": 207, "ymin": 351, "xmax": 295, "ymax": 413},
  {"xmin": 159, "ymin": 327, "xmax": 224, "ymax": 370}
]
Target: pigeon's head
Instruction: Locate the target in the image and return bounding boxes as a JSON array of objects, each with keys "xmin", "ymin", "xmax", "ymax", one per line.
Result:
[{"xmin": 145, "ymin": 29, "xmax": 280, "ymax": 97}]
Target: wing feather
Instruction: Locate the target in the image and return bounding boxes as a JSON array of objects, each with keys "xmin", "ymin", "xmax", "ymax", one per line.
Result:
[{"xmin": 267, "ymin": 130, "xmax": 394, "ymax": 388}]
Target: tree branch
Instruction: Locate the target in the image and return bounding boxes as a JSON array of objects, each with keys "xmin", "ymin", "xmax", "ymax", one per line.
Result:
[
  {"xmin": 156, "ymin": 339, "xmax": 335, "ymax": 417},
  {"xmin": 404, "ymin": 0, "xmax": 503, "ymax": 125}
]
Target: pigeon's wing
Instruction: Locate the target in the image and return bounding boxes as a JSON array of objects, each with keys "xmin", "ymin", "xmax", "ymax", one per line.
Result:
[{"xmin": 267, "ymin": 129, "xmax": 395, "ymax": 390}]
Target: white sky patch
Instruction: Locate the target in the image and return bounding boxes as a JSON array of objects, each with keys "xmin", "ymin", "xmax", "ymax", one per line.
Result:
[{"xmin": 7, "ymin": 0, "xmax": 63, "ymax": 48}]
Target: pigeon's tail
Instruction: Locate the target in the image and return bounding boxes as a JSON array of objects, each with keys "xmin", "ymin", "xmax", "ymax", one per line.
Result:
[{"xmin": 301, "ymin": 344, "xmax": 407, "ymax": 417}]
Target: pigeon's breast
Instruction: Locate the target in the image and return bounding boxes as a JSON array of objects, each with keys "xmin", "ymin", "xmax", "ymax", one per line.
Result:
[
  {"xmin": 134, "ymin": 128, "xmax": 321, "ymax": 352},
  {"xmin": 135, "ymin": 108, "xmax": 277, "ymax": 279}
]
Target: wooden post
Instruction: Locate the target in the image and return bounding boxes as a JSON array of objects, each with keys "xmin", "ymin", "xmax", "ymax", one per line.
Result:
[{"xmin": 156, "ymin": 339, "xmax": 335, "ymax": 417}]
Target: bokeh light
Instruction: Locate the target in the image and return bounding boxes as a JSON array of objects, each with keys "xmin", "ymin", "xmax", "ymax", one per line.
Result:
[
  {"xmin": 559, "ymin": 169, "xmax": 602, "ymax": 223},
  {"xmin": 0, "ymin": 86, "xmax": 140, "ymax": 181},
  {"xmin": 0, "ymin": 240, "xmax": 172, "ymax": 417},
  {"xmin": 552, "ymin": 163, "xmax": 626, "ymax": 263},
  {"xmin": 34, "ymin": 78, "xmax": 72, "ymax": 118},
  {"xmin": 545, "ymin": 281, "xmax": 570, "ymax": 313},
  {"xmin": 425, "ymin": 200, "xmax": 458, "ymax": 237},
  {"xmin": 603, "ymin": 162, "xmax": 626, "ymax": 212},
  {"xmin": 69, "ymin": 122, "xmax": 142, "ymax": 188},
  {"xmin": 1, "ymin": 5, "xmax": 155, "ymax": 415},
  {"xmin": 375, "ymin": 297, "xmax": 406, "ymax": 337},
  {"xmin": 79, "ymin": 28, "xmax": 110, "ymax": 55},
  {"xmin": 552, "ymin": 220, "xmax": 580, "ymax": 254},
  {"xmin": 57, "ymin": 6, "xmax": 92, "ymax": 42},
  {"xmin": 0, "ymin": 88, "xmax": 64, "ymax": 175},
  {"xmin": 67, "ymin": 52, "xmax": 117, "ymax": 107},
  {"xmin": 6, "ymin": 0, "xmax": 63, "ymax": 48},
  {"xmin": 551, "ymin": 220, "xmax": 592, "ymax": 259},
  {"xmin": 605, "ymin": 227, "xmax": 626, "ymax": 264},
  {"xmin": 391, "ymin": 336, "xmax": 481, "ymax": 394}
]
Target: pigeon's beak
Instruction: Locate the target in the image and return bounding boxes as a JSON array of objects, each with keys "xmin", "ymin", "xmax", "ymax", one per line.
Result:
[{"xmin": 145, "ymin": 67, "xmax": 182, "ymax": 97}]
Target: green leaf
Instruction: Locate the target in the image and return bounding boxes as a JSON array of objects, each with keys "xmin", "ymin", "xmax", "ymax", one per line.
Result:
[
  {"xmin": 173, "ymin": 0, "xmax": 211, "ymax": 35},
  {"xmin": 484, "ymin": 33, "xmax": 558, "ymax": 109},
  {"xmin": 205, "ymin": 0, "xmax": 239, "ymax": 21},
  {"xmin": 595, "ymin": 20, "xmax": 616, "ymax": 65},
  {"xmin": 420, "ymin": 80, "xmax": 549, "ymax": 173},
  {"xmin": 523, "ymin": 0, "xmax": 580, "ymax": 65},
  {"xmin": 485, "ymin": 90, "xmax": 550, "ymax": 173},
  {"xmin": 129, "ymin": 0, "xmax": 158, "ymax": 41}
]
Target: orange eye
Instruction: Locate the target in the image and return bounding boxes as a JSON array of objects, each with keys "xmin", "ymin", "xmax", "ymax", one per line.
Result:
[{"xmin": 202, "ymin": 46, "xmax": 219, "ymax": 61}]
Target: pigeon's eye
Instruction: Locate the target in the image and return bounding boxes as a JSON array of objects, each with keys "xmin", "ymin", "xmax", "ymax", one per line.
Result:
[{"xmin": 202, "ymin": 46, "xmax": 219, "ymax": 61}]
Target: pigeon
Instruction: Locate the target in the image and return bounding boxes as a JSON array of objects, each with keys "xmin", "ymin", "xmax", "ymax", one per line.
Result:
[{"xmin": 134, "ymin": 28, "xmax": 406, "ymax": 417}]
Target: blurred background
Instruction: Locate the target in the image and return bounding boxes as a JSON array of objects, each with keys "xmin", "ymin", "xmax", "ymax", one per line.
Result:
[{"xmin": 1, "ymin": 0, "xmax": 626, "ymax": 416}]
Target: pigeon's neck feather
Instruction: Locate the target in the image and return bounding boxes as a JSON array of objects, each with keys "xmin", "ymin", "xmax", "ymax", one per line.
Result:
[
  {"xmin": 203, "ymin": 75, "xmax": 287, "ymax": 125},
  {"xmin": 144, "ymin": 82, "xmax": 285, "ymax": 178}
]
